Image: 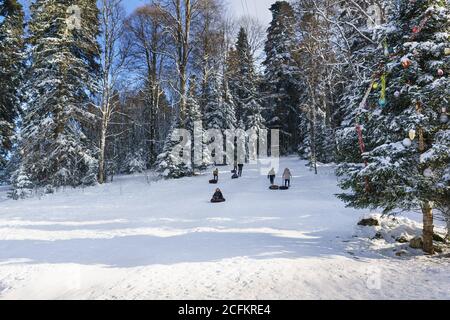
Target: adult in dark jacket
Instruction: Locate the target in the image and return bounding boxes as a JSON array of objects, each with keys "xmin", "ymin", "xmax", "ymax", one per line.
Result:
[
  {"xmin": 238, "ymin": 163, "xmax": 244, "ymax": 177},
  {"xmin": 213, "ymin": 168, "xmax": 219, "ymax": 181},
  {"xmin": 268, "ymin": 168, "xmax": 276, "ymax": 185}
]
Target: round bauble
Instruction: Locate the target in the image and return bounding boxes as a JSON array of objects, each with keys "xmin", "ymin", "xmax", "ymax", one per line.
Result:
[
  {"xmin": 401, "ymin": 58, "xmax": 412, "ymax": 69},
  {"xmin": 373, "ymin": 82, "xmax": 379, "ymax": 90},
  {"xmin": 444, "ymin": 48, "xmax": 450, "ymax": 55},
  {"xmin": 412, "ymin": 26, "xmax": 420, "ymax": 34},
  {"xmin": 437, "ymin": 69, "xmax": 444, "ymax": 76},
  {"xmin": 394, "ymin": 91, "xmax": 401, "ymax": 98},
  {"xmin": 378, "ymin": 98, "xmax": 386, "ymax": 108},
  {"xmin": 402, "ymin": 138, "xmax": 412, "ymax": 147}
]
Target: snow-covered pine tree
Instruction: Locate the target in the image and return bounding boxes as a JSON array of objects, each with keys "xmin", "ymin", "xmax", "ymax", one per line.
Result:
[
  {"xmin": 263, "ymin": 1, "xmax": 301, "ymax": 154},
  {"xmin": 17, "ymin": 0, "xmax": 101, "ymax": 192},
  {"xmin": 184, "ymin": 75, "xmax": 210, "ymax": 172},
  {"xmin": 230, "ymin": 27, "xmax": 265, "ymax": 131},
  {"xmin": 337, "ymin": 0, "xmax": 450, "ymax": 254},
  {"xmin": 204, "ymin": 71, "xmax": 237, "ymax": 131},
  {"xmin": 0, "ymin": 0, "xmax": 24, "ymax": 173},
  {"xmin": 156, "ymin": 116, "xmax": 191, "ymax": 179}
]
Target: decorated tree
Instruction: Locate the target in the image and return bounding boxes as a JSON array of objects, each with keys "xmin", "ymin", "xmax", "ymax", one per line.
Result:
[{"xmin": 337, "ymin": 0, "xmax": 450, "ymax": 254}]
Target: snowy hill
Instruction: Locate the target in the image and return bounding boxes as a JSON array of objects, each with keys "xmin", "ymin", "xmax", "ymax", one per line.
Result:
[{"xmin": 0, "ymin": 157, "xmax": 448, "ymax": 299}]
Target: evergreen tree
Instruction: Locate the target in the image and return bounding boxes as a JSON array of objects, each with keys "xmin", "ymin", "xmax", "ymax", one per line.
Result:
[
  {"xmin": 230, "ymin": 27, "xmax": 265, "ymax": 131},
  {"xmin": 184, "ymin": 76, "xmax": 210, "ymax": 172},
  {"xmin": 16, "ymin": 0, "xmax": 101, "ymax": 192},
  {"xmin": 204, "ymin": 72, "xmax": 237, "ymax": 131},
  {"xmin": 263, "ymin": 1, "xmax": 300, "ymax": 154},
  {"xmin": 337, "ymin": 0, "xmax": 450, "ymax": 254},
  {"xmin": 156, "ymin": 116, "xmax": 190, "ymax": 179},
  {"xmin": 0, "ymin": 0, "xmax": 24, "ymax": 172}
]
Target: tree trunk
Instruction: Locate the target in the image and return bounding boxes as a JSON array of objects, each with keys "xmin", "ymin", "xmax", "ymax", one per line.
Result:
[
  {"xmin": 98, "ymin": 118, "xmax": 107, "ymax": 184},
  {"xmin": 422, "ymin": 201, "xmax": 434, "ymax": 255},
  {"xmin": 446, "ymin": 217, "xmax": 450, "ymax": 241}
]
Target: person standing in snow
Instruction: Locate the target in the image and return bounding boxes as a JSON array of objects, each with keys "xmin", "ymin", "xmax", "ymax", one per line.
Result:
[
  {"xmin": 213, "ymin": 168, "xmax": 219, "ymax": 182},
  {"xmin": 233, "ymin": 160, "xmax": 238, "ymax": 173},
  {"xmin": 268, "ymin": 168, "xmax": 276, "ymax": 185},
  {"xmin": 282, "ymin": 168, "xmax": 292, "ymax": 188},
  {"xmin": 238, "ymin": 162, "xmax": 244, "ymax": 177}
]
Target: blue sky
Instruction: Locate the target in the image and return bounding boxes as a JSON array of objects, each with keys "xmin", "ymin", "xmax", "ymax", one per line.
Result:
[{"xmin": 125, "ymin": 0, "xmax": 275, "ymax": 27}]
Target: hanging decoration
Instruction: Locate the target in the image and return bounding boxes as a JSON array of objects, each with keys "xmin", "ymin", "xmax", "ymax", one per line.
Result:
[
  {"xmin": 378, "ymin": 73, "xmax": 387, "ymax": 108},
  {"xmin": 401, "ymin": 57, "xmax": 412, "ymax": 69},
  {"xmin": 437, "ymin": 69, "xmax": 444, "ymax": 77},
  {"xmin": 410, "ymin": 15, "xmax": 430, "ymax": 40},
  {"xmin": 445, "ymin": 48, "xmax": 450, "ymax": 56},
  {"xmin": 373, "ymin": 82, "xmax": 379, "ymax": 90},
  {"xmin": 409, "ymin": 129, "xmax": 416, "ymax": 140},
  {"xmin": 394, "ymin": 91, "xmax": 401, "ymax": 98},
  {"xmin": 359, "ymin": 80, "xmax": 375, "ymax": 109},
  {"xmin": 441, "ymin": 107, "xmax": 449, "ymax": 124},
  {"xmin": 383, "ymin": 39, "xmax": 390, "ymax": 57},
  {"xmin": 402, "ymin": 138, "xmax": 412, "ymax": 147}
]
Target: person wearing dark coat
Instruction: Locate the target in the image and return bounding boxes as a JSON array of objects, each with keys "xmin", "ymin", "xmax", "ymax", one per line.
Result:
[
  {"xmin": 211, "ymin": 188, "xmax": 226, "ymax": 203},
  {"xmin": 268, "ymin": 168, "xmax": 276, "ymax": 185},
  {"xmin": 237, "ymin": 163, "xmax": 244, "ymax": 177},
  {"xmin": 213, "ymin": 168, "xmax": 219, "ymax": 182}
]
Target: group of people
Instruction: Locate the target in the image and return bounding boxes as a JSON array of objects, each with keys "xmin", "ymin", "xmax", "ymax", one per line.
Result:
[
  {"xmin": 210, "ymin": 165, "xmax": 293, "ymax": 203},
  {"xmin": 268, "ymin": 168, "xmax": 292, "ymax": 188}
]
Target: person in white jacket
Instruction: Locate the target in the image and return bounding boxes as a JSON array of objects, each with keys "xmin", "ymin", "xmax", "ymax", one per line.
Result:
[
  {"xmin": 282, "ymin": 168, "xmax": 292, "ymax": 188},
  {"xmin": 268, "ymin": 168, "xmax": 276, "ymax": 185}
]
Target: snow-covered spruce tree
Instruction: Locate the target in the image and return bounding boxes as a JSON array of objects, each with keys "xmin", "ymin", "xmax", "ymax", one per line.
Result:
[
  {"xmin": 17, "ymin": 0, "xmax": 101, "ymax": 192},
  {"xmin": 337, "ymin": 0, "xmax": 450, "ymax": 254},
  {"xmin": 229, "ymin": 27, "xmax": 265, "ymax": 131},
  {"xmin": 0, "ymin": 0, "xmax": 24, "ymax": 173},
  {"xmin": 156, "ymin": 116, "xmax": 190, "ymax": 179},
  {"xmin": 184, "ymin": 76, "xmax": 210, "ymax": 173},
  {"xmin": 204, "ymin": 71, "xmax": 237, "ymax": 131},
  {"xmin": 335, "ymin": 0, "xmax": 396, "ymax": 165},
  {"xmin": 263, "ymin": 1, "xmax": 301, "ymax": 154}
]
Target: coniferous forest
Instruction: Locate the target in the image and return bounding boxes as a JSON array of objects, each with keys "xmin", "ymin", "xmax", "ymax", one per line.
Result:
[{"xmin": 0, "ymin": 0, "xmax": 449, "ymax": 300}]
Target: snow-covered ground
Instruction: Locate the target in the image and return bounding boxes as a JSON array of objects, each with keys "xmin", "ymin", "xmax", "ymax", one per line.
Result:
[{"xmin": 0, "ymin": 157, "xmax": 448, "ymax": 300}]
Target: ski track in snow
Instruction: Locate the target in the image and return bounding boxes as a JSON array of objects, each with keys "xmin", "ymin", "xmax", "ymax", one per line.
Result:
[{"xmin": 0, "ymin": 157, "xmax": 448, "ymax": 300}]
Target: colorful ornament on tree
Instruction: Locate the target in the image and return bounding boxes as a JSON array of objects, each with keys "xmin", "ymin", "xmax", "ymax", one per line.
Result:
[
  {"xmin": 445, "ymin": 48, "xmax": 450, "ymax": 56},
  {"xmin": 394, "ymin": 91, "xmax": 401, "ymax": 98},
  {"xmin": 373, "ymin": 82, "xmax": 379, "ymax": 90},
  {"xmin": 401, "ymin": 57, "xmax": 412, "ymax": 69},
  {"xmin": 441, "ymin": 107, "xmax": 449, "ymax": 124},
  {"xmin": 383, "ymin": 39, "xmax": 389, "ymax": 57},
  {"xmin": 378, "ymin": 73, "xmax": 387, "ymax": 108},
  {"xmin": 402, "ymin": 138, "xmax": 412, "ymax": 147},
  {"xmin": 409, "ymin": 129, "xmax": 416, "ymax": 141},
  {"xmin": 437, "ymin": 69, "xmax": 444, "ymax": 77},
  {"xmin": 412, "ymin": 26, "xmax": 420, "ymax": 34}
]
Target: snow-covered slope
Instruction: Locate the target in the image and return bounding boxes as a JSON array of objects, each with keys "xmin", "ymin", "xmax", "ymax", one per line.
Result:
[{"xmin": 0, "ymin": 157, "xmax": 448, "ymax": 300}]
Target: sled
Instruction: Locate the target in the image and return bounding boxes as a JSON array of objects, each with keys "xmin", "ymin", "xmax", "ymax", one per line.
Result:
[
  {"xmin": 209, "ymin": 180, "xmax": 218, "ymax": 184},
  {"xmin": 269, "ymin": 185, "xmax": 280, "ymax": 190},
  {"xmin": 211, "ymin": 198, "xmax": 226, "ymax": 203},
  {"xmin": 279, "ymin": 186, "xmax": 290, "ymax": 190}
]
